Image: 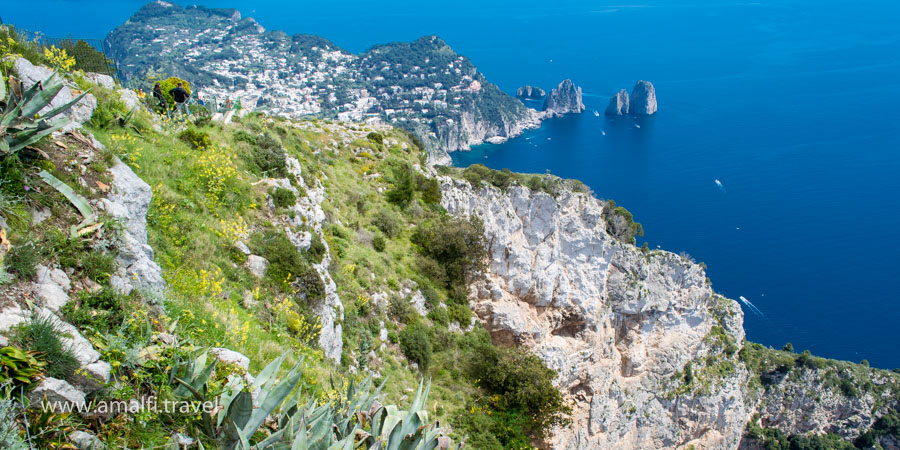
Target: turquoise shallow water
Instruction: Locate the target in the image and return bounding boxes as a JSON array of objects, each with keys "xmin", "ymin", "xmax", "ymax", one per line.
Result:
[{"xmin": 6, "ymin": 0, "xmax": 900, "ymax": 367}]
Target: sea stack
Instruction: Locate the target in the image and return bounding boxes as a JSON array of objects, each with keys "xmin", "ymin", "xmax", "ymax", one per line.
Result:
[
  {"xmin": 630, "ymin": 80, "xmax": 657, "ymax": 115},
  {"xmin": 516, "ymin": 85, "xmax": 546, "ymax": 100},
  {"xmin": 543, "ymin": 79, "xmax": 585, "ymax": 116},
  {"xmin": 604, "ymin": 89, "xmax": 630, "ymax": 115}
]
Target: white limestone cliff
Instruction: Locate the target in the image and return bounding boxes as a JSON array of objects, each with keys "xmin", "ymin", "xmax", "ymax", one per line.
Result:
[{"xmin": 440, "ymin": 177, "xmax": 751, "ymax": 449}]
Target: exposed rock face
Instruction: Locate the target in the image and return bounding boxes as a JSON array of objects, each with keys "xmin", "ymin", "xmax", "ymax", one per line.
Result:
[
  {"xmin": 440, "ymin": 177, "xmax": 750, "ymax": 449},
  {"xmin": 543, "ymin": 79, "xmax": 585, "ymax": 117},
  {"xmin": 29, "ymin": 377, "xmax": 87, "ymax": 409},
  {"xmin": 631, "ymin": 80, "xmax": 658, "ymax": 115},
  {"xmin": 516, "ymin": 85, "xmax": 546, "ymax": 100},
  {"xmin": 100, "ymin": 159, "xmax": 166, "ymax": 296},
  {"xmin": 14, "ymin": 58, "xmax": 97, "ymax": 131},
  {"xmin": 749, "ymin": 366, "xmax": 898, "ymax": 441},
  {"xmin": 605, "ymin": 89, "xmax": 630, "ymax": 116},
  {"xmin": 281, "ymin": 157, "xmax": 344, "ymax": 362}
]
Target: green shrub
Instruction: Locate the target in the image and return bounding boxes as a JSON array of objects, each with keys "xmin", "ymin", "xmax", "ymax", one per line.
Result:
[
  {"xmin": 158, "ymin": 76, "xmax": 191, "ymax": 107},
  {"xmin": 466, "ymin": 344, "xmax": 571, "ymax": 436},
  {"xmin": 371, "ymin": 209, "xmax": 402, "ymax": 238},
  {"xmin": 386, "ymin": 165, "xmax": 416, "ymax": 208},
  {"xmin": 271, "ymin": 187, "xmax": 296, "ymax": 208},
  {"xmin": 427, "ymin": 306, "xmax": 449, "ymax": 327},
  {"xmin": 603, "ymin": 200, "xmax": 644, "ymax": 244},
  {"xmin": 389, "ymin": 296, "xmax": 414, "ymax": 324},
  {"xmin": 795, "ymin": 350, "xmax": 826, "ymax": 370},
  {"xmin": 61, "ymin": 287, "xmax": 126, "ymax": 332},
  {"xmin": 179, "ymin": 127, "xmax": 211, "ymax": 150},
  {"xmin": 447, "ymin": 304, "xmax": 472, "ymax": 325},
  {"xmin": 399, "ymin": 322, "xmax": 432, "ymax": 370},
  {"xmin": 250, "ymin": 230, "xmax": 303, "ymax": 291},
  {"xmin": 417, "ymin": 175, "xmax": 441, "ymax": 205},
  {"xmin": 411, "ymin": 216, "xmax": 488, "ymax": 289},
  {"xmin": 372, "ymin": 234, "xmax": 386, "ymax": 252},
  {"xmin": 13, "ymin": 313, "xmax": 79, "ymax": 380},
  {"xmin": 233, "ymin": 129, "xmax": 257, "ymax": 146},
  {"xmin": 366, "ymin": 132, "xmax": 383, "ymax": 146},
  {"xmin": 296, "ymin": 262, "xmax": 325, "ymax": 303},
  {"xmin": 306, "ymin": 233, "xmax": 327, "ymax": 264},
  {"xmin": 252, "ymin": 142, "xmax": 287, "ymax": 177}
]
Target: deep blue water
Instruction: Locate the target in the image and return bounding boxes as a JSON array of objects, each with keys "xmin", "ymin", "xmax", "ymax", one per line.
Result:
[{"xmin": 5, "ymin": 1, "xmax": 900, "ymax": 367}]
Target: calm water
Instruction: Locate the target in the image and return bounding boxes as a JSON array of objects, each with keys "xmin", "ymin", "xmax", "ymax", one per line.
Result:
[{"xmin": 6, "ymin": 0, "xmax": 900, "ymax": 367}]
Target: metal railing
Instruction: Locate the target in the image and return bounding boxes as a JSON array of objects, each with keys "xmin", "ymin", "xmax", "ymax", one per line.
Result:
[{"xmin": 5, "ymin": 25, "xmax": 121, "ymax": 83}]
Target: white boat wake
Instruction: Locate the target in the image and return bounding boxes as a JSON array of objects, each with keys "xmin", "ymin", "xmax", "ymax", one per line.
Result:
[
  {"xmin": 739, "ymin": 296, "xmax": 765, "ymax": 318},
  {"xmin": 715, "ymin": 179, "xmax": 726, "ymax": 193}
]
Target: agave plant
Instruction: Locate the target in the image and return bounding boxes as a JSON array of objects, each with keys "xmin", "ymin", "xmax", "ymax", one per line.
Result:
[
  {"xmin": 0, "ymin": 71, "xmax": 88, "ymax": 156},
  {"xmin": 168, "ymin": 350, "xmax": 458, "ymax": 450}
]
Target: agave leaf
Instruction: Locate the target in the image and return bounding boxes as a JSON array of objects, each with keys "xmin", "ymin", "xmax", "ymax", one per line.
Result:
[
  {"xmin": 7, "ymin": 117, "xmax": 70, "ymax": 153},
  {"xmin": 291, "ymin": 415, "xmax": 308, "ymax": 450},
  {"xmin": 0, "ymin": 139, "xmax": 8, "ymax": 155},
  {"xmin": 227, "ymin": 391, "xmax": 254, "ymax": 434},
  {"xmin": 0, "ymin": 74, "xmax": 6, "ymax": 101},
  {"xmin": 241, "ymin": 361, "xmax": 304, "ymax": 438},
  {"xmin": 253, "ymin": 351, "xmax": 288, "ymax": 393},
  {"xmin": 37, "ymin": 170, "xmax": 95, "ymax": 224},
  {"xmin": 235, "ymin": 425, "xmax": 252, "ymax": 450},
  {"xmin": 20, "ymin": 74, "xmax": 66, "ymax": 118}
]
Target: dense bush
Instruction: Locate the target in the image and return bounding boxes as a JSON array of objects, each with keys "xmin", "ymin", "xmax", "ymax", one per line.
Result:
[
  {"xmin": 250, "ymin": 230, "xmax": 304, "ymax": 290},
  {"xmin": 371, "ymin": 209, "xmax": 402, "ymax": 238},
  {"xmin": 447, "ymin": 303, "xmax": 472, "ymax": 326},
  {"xmin": 366, "ymin": 132, "xmax": 383, "ymax": 146},
  {"xmin": 746, "ymin": 414, "xmax": 855, "ymax": 450},
  {"xmin": 179, "ymin": 127, "xmax": 211, "ymax": 150},
  {"xmin": 389, "ymin": 296, "xmax": 415, "ymax": 324},
  {"xmin": 399, "ymin": 322, "xmax": 432, "ymax": 370},
  {"xmin": 386, "ymin": 165, "xmax": 416, "ymax": 208},
  {"xmin": 426, "ymin": 306, "xmax": 449, "ymax": 327},
  {"xmin": 62, "ymin": 287, "xmax": 127, "ymax": 331},
  {"xmin": 603, "ymin": 200, "xmax": 644, "ymax": 244},
  {"xmin": 466, "ymin": 343, "xmax": 571, "ymax": 435},
  {"xmin": 158, "ymin": 76, "xmax": 191, "ymax": 107},
  {"xmin": 417, "ymin": 175, "xmax": 441, "ymax": 205},
  {"xmin": 247, "ymin": 132, "xmax": 287, "ymax": 177},
  {"xmin": 372, "ymin": 234, "xmax": 386, "ymax": 252},
  {"xmin": 271, "ymin": 187, "xmax": 296, "ymax": 209},
  {"xmin": 411, "ymin": 216, "xmax": 488, "ymax": 290}
]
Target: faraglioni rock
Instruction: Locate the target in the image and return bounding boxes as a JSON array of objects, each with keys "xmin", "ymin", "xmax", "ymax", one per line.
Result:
[
  {"xmin": 631, "ymin": 80, "xmax": 658, "ymax": 115},
  {"xmin": 516, "ymin": 85, "xmax": 546, "ymax": 99},
  {"xmin": 543, "ymin": 79, "xmax": 585, "ymax": 116},
  {"xmin": 604, "ymin": 89, "xmax": 630, "ymax": 115}
]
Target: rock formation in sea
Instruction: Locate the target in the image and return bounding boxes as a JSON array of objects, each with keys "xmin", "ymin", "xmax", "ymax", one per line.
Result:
[
  {"xmin": 516, "ymin": 85, "xmax": 546, "ymax": 100},
  {"xmin": 604, "ymin": 89, "xmax": 630, "ymax": 115},
  {"xmin": 630, "ymin": 80, "xmax": 658, "ymax": 115},
  {"xmin": 543, "ymin": 79, "xmax": 585, "ymax": 116}
]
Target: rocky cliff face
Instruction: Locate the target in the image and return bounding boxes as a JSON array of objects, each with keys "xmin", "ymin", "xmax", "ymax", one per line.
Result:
[
  {"xmin": 543, "ymin": 79, "xmax": 585, "ymax": 117},
  {"xmin": 517, "ymin": 85, "xmax": 546, "ymax": 100},
  {"xmin": 631, "ymin": 80, "xmax": 658, "ymax": 115},
  {"xmin": 605, "ymin": 89, "xmax": 630, "ymax": 116},
  {"xmin": 440, "ymin": 177, "xmax": 752, "ymax": 449}
]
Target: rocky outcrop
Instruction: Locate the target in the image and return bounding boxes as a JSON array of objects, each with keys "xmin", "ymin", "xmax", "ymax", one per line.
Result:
[
  {"xmin": 516, "ymin": 85, "xmax": 546, "ymax": 100},
  {"xmin": 605, "ymin": 89, "xmax": 630, "ymax": 116},
  {"xmin": 272, "ymin": 157, "xmax": 343, "ymax": 362},
  {"xmin": 421, "ymin": 107, "xmax": 543, "ymax": 166},
  {"xmin": 100, "ymin": 159, "xmax": 166, "ymax": 296},
  {"xmin": 441, "ymin": 177, "xmax": 751, "ymax": 449},
  {"xmin": 14, "ymin": 58, "xmax": 96, "ymax": 131},
  {"xmin": 543, "ymin": 79, "xmax": 585, "ymax": 117},
  {"xmin": 748, "ymin": 364, "xmax": 899, "ymax": 441},
  {"xmin": 631, "ymin": 80, "xmax": 658, "ymax": 115}
]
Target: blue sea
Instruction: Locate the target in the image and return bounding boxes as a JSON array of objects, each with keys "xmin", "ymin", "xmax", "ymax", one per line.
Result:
[{"xmin": 6, "ymin": 0, "xmax": 900, "ymax": 367}]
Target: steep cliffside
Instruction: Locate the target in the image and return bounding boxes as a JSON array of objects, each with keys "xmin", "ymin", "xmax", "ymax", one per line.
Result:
[{"xmin": 440, "ymin": 177, "xmax": 752, "ymax": 448}]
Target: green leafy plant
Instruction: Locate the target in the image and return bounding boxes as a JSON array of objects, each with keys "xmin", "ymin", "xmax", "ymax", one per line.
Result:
[
  {"xmin": 0, "ymin": 346, "xmax": 46, "ymax": 387},
  {"xmin": 399, "ymin": 322, "xmax": 433, "ymax": 370},
  {"xmin": 179, "ymin": 127, "xmax": 212, "ymax": 150},
  {"xmin": 0, "ymin": 72, "xmax": 88, "ymax": 157},
  {"xmin": 271, "ymin": 187, "xmax": 296, "ymax": 209}
]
